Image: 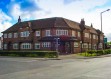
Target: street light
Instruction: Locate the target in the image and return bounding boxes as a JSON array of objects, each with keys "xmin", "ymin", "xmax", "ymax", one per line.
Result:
[
  {"xmin": 100, "ymin": 9, "xmax": 110, "ymax": 32},
  {"xmin": 100, "ymin": 9, "xmax": 110, "ymax": 49}
]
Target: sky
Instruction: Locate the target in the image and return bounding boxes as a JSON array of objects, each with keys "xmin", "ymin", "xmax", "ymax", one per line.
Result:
[{"xmin": 0, "ymin": 0, "xmax": 111, "ymax": 41}]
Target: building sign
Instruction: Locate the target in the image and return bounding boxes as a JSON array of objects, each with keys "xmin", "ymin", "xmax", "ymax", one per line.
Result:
[{"xmin": 104, "ymin": 38, "xmax": 107, "ymax": 44}]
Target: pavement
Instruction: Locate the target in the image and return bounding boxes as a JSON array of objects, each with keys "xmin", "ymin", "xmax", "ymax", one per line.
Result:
[{"xmin": 58, "ymin": 53, "xmax": 111, "ymax": 59}]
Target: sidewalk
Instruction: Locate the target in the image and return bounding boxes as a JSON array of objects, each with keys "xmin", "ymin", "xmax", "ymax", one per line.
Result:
[{"xmin": 58, "ymin": 54, "xmax": 111, "ymax": 59}]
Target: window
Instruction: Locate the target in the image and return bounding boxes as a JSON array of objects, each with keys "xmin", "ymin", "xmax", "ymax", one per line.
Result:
[
  {"xmin": 93, "ymin": 35, "xmax": 96, "ymax": 39},
  {"xmin": 72, "ymin": 31, "xmax": 76, "ymax": 37},
  {"xmin": 36, "ymin": 31, "xmax": 40, "ymax": 36},
  {"xmin": 89, "ymin": 44, "xmax": 91, "ymax": 48},
  {"xmin": 4, "ymin": 34, "xmax": 7, "ymax": 38},
  {"xmin": 21, "ymin": 43, "xmax": 31, "ymax": 49},
  {"xmin": 78, "ymin": 32, "xmax": 80, "ymax": 37},
  {"xmin": 20, "ymin": 31, "xmax": 29, "ymax": 37},
  {"xmin": 99, "ymin": 43, "xmax": 103, "ymax": 48},
  {"xmin": 14, "ymin": 33, "xmax": 18, "ymax": 38},
  {"xmin": 85, "ymin": 33, "xmax": 89, "ymax": 38},
  {"xmin": 42, "ymin": 42, "xmax": 50, "ymax": 47},
  {"xmin": 46, "ymin": 30, "xmax": 50, "ymax": 36},
  {"xmin": 35, "ymin": 43, "xmax": 40, "ymax": 49},
  {"xmin": 56, "ymin": 30, "xmax": 68, "ymax": 36},
  {"xmin": 100, "ymin": 36, "xmax": 103, "ymax": 40},
  {"xmin": 13, "ymin": 43, "xmax": 18, "ymax": 49},
  {"xmin": 90, "ymin": 34, "xmax": 91, "ymax": 38},
  {"xmin": 8, "ymin": 33, "xmax": 12, "ymax": 38},
  {"xmin": 4, "ymin": 44, "xmax": 7, "ymax": 49},
  {"xmin": 93, "ymin": 44, "xmax": 97, "ymax": 50},
  {"xmin": 82, "ymin": 43, "xmax": 88, "ymax": 48},
  {"xmin": 74, "ymin": 42, "xmax": 79, "ymax": 47}
]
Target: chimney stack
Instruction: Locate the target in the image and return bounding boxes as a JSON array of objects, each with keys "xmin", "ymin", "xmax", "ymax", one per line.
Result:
[
  {"xmin": 91, "ymin": 23, "xmax": 93, "ymax": 28},
  {"xmin": 18, "ymin": 16, "xmax": 21, "ymax": 23}
]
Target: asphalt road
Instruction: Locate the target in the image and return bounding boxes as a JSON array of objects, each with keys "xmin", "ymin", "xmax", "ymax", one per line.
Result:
[{"xmin": 0, "ymin": 56, "xmax": 111, "ymax": 79}]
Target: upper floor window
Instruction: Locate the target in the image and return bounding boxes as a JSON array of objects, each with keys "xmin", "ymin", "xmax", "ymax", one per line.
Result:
[
  {"xmin": 46, "ymin": 30, "xmax": 50, "ymax": 36},
  {"xmin": 85, "ymin": 33, "xmax": 89, "ymax": 38},
  {"xmin": 8, "ymin": 33, "xmax": 12, "ymax": 38},
  {"xmin": 20, "ymin": 31, "xmax": 29, "ymax": 37},
  {"xmin": 36, "ymin": 31, "xmax": 40, "ymax": 36},
  {"xmin": 72, "ymin": 31, "xmax": 76, "ymax": 37},
  {"xmin": 100, "ymin": 36, "xmax": 103, "ymax": 40},
  {"xmin": 4, "ymin": 34, "xmax": 7, "ymax": 38},
  {"xmin": 14, "ymin": 33, "xmax": 18, "ymax": 38},
  {"xmin": 78, "ymin": 32, "xmax": 80, "ymax": 37},
  {"xmin": 93, "ymin": 34, "xmax": 96, "ymax": 39},
  {"xmin": 56, "ymin": 30, "xmax": 68, "ymax": 36},
  {"xmin": 90, "ymin": 34, "xmax": 91, "ymax": 38}
]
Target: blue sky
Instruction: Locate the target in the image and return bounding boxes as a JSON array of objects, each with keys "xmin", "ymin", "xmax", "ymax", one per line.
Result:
[{"xmin": 0, "ymin": 0, "xmax": 111, "ymax": 41}]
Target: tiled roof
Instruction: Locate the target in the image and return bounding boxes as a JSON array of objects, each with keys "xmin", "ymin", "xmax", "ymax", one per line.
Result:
[
  {"xmin": 2, "ymin": 17, "xmax": 81, "ymax": 33},
  {"xmin": 85, "ymin": 26, "xmax": 98, "ymax": 34}
]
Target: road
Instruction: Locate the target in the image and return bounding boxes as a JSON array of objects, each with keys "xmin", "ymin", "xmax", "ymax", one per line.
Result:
[{"xmin": 0, "ymin": 56, "xmax": 111, "ymax": 79}]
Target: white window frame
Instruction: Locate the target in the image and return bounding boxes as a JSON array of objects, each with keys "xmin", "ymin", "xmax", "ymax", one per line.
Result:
[
  {"xmin": 78, "ymin": 32, "xmax": 80, "ymax": 37},
  {"xmin": 74, "ymin": 42, "xmax": 79, "ymax": 47},
  {"xmin": 13, "ymin": 43, "xmax": 18, "ymax": 49},
  {"xmin": 46, "ymin": 30, "xmax": 51, "ymax": 36},
  {"xmin": 85, "ymin": 33, "xmax": 89, "ymax": 38},
  {"xmin": 56, "ymin": 30, "xmax": 68, "ymax": 36},
  {"xmin": 21, "ymin": 43, "xmax": 31, "ymax": 49},
  {"xmin": 93, "ymin": 34, "xmax": 96, "ymax": 39},
  {"xmin": 35, "ymin": 43, "xmax": 40, "ymax": 49},
  {"xmin": 36, "ymin": 31, "xmax": 40, "ymax": 36},
  {"xmin": 42, "ymin": 42, "xmax": 51, "ymax": 48},
  {"xmin": 20, "ymin": 31, "xmax": 29, "ymax": 37},
  {"xmin": 82, "ymin": 43, "xmax": 88, "ymax": 48},
  {"xmin": 99, "ymin": 43, "xmax": 103, "ymax": 48},
  {"xmin": 14, "ymin": 33, "xmax": 18, "ymax": 38},
  {"xmin": 72, "ymin": 30, "xmax": 76, "ymax": 37},
  {"xmin": 8, "ymin": 33, "xmax": 12, "ymax": 38},
  {"xmin": 4, "ymin": 44, "xmax": 7, "ymax": 49},
  {"xmin": 4, "ymin": 34, "xmax": 7, "ymax": 38}
]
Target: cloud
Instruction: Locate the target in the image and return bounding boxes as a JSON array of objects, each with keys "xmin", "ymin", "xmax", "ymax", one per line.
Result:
[
  {"xmin": 0, "ymin": 9, "xmax": 12, "ymax": 36},
  {"xmin": 1, "ymin": 0, "xmax": 111, "ymax": 41}
]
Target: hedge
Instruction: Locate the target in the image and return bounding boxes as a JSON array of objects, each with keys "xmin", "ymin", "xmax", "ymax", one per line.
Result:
[{"xmin": 0, "ymin": 51, "xmax": 58, "ymax": 58}]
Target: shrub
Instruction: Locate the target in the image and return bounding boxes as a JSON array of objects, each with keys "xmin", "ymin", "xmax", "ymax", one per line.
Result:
[
  {"xmin": 96, "ymin": 50, "xmax": 104, "ymax": 55},
  {"xmin": 0, "ymin": 51, "xmax": 58, "ymax": 58},
  {"xmin": 87, "ymin": 50, "xmax": 97, "ymax": 54},
  {"xmin": 104, "ymin": 49, "xmax": 111, "ymax": 54}
]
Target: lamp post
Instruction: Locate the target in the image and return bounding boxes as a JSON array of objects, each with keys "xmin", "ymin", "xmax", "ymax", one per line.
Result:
[
  {"xmin": 100, "ymin": 9, "xmax": 110, "ymax": 32},
  {"xmin": 100, "ymin": 9, "xmax": 110, "ymax": 49}
]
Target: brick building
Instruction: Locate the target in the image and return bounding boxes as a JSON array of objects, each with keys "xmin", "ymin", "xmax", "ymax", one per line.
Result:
[
  {"xmin": 0, "ymin": 36, "xmax": 3, "ymax": 50},
  {"xmin": 2, "ymin": 17, "xmax": 104, "ymax": 54}
]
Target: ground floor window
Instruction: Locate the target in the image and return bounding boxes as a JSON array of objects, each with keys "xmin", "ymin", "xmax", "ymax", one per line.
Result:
[
  {"xmin": 93, "ymin": 44, "xmax": 97, "ymax": 50},
  {"xmin": 82, "ymin": 43, "xmax": 88, "ymax": 48},
  {"xmin": 42, "ymin": 42, "xmax": 51, "ymax": 48},
  {"xmin": 13, "ymin": 43, "xmax": 18, "ymax": 49},
  {"xmin": 35, "ymin": 43, "xmax": 40, "ymax": 49},
  {"xmin": 74, "ymin": 42, "xmax": 79, "ymax": 47},
  {"xmin": 99, "ymin": 43, "xmax": 103, "ymax": 48},
  {"xmin": 89, "ymin": 44, "xmax": 91, "ymax": 48},
  {"xmin": 21, "ymin": 43, "xmax": 31, "ymax": 49},
  {"xmin": 4, "ymin": 44, "xmax": 7, "ymax": 49}
]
